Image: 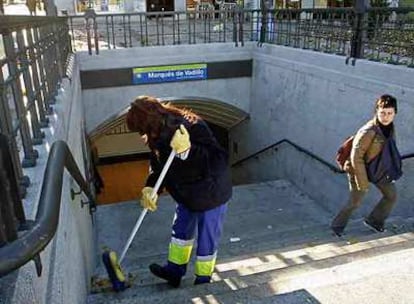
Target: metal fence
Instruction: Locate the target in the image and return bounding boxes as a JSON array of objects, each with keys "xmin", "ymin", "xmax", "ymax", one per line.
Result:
[
  {"xmin": 0, "ymin": 16, "xmax": 71, "ymax": 246},
  {"xmin": 68, "ymin": 8, "xmax": 250, "ymax": 53},
  {"xmin": 68, "ymin": 6, "xmax": 414, "ymax": 67},
  {"xmin": 261, "ymin": 7, "xmax": 414, "ymax": 66}
]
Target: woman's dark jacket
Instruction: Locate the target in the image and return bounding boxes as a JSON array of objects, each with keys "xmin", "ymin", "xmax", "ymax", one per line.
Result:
[{"xmin": 145, "ymin": 117, "xmax": 232, "ymax": 212}]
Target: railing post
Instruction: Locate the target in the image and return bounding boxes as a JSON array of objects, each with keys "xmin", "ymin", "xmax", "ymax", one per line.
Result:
[
  {"xmin": 39, "ymin": 25, "xmax": 59, "ymax": 104},
  {"xmin": 15, "ymin": 30, "xmax": 44, "ymax": 145},
  {"xmin": 3, "ymin": 31, "xmax": 39, "ymax": 168},
  {"xmin": 61, "ymin": 19, "xmax": 73, "ymax": 73},
  {"xmin": 258, "ymin": 0, "xmax": 270, "ymax": 45},
  {"xmin": 32, "ymin": 26, "xmax": 53, "ymax": 114},
  {"xmin": 94, "ymin": 15, "xmax": 99, "ymax": 55},
  {"xmin": 52, "ymin": 23, "xmax": 64, "ymax": 81},
  {"xmin": 0, "ymin": 134, "xmax": 26, "ymax": 225},
  {"xmin": 351, "ymin": 0, "xmax": 369, "ymax": 58},
  {"xmin": 0, "ymin": 66, "xmax": 29, "ymax": 197},
  {"xmin": 26, "ymin": 28, "xmax": 49, "ymax": 128},
  {"xmin": 85, "ymin": 9, "xmax": 98, "ymax": 55},
  {"xmin": 52, "ymin": 19, "xmax": 71, "ymax": 79},
  {"xmin": 233, "ymin": 6, "xmax": 238, "ymax": 45},
  {"xmin": 0, "ymin": 134, "xmax": 25, "ymax": 247},
  {"xmin": 46, "ymin": 23, "xmax": 60, "ymax": 98},
  {"xmin": 238, "ymin": 6, "xmax": 244, "ymax": 47},
  {"xmin": 0, "ymin": 160, "xmax": 18, "ymax": 246}
]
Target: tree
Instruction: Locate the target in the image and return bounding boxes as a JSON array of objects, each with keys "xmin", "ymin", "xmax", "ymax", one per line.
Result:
[
  {"xmin": 367, "ymin": 0, "xmax": 390, "ymax": 40},
  {"xmin": 370, "ymin": 0, "xmax": 389, "ymax": 7}
]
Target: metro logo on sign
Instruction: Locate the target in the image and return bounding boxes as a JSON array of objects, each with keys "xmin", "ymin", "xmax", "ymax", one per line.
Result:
[{"xmin": 132, "ymin": 63, "xmax": 207, "ymax": 84}]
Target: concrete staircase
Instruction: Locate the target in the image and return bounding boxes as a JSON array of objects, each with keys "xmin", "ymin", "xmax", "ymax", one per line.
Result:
[{"xmin": 87, "ymin": 180, "xmax": 414, "ymax": 304}]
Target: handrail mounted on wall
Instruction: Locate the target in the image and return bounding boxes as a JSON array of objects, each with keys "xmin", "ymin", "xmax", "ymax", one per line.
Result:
[{"xmin": 0, "ymin": 140, "xmax": 95, "ymax": 278}]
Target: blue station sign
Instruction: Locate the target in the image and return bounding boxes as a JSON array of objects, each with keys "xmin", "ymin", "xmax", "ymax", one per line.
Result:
[{"xmin": 132, "ymin": 63, "xmax": 207, "ymax": 84}]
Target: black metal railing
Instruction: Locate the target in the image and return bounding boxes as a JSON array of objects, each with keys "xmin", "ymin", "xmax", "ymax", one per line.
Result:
[
  {"xmin": 0, "ymin": 134, "xmax": 26, "ymax": 248},
  {"xmin": 231, "ymin": 138, "xmax": 345, "ymax": 173},
  {"xmin": 232, "ymin": 138, "xmax": 414, "ymax": 174},
  {"xmin": 0, "ymin": 16, "xmax": 71, "ymax": 197},
  {"xmin": 258, "ymin": 6, "xmax": 414, "ymax": 67},
  {"xmin": 0, "ymin": 140, "xmax": 95, "ymax": 278},
  {"xmin": 67, "ymin": 6, "xmax": 414, "ymax": 68},
  {"xmin": 68, "ymin": 8, "xmax": 246, "ymax": 55}
]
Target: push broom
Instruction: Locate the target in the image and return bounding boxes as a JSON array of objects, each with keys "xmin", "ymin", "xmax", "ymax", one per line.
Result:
[{"xmin": 102, "ymin": 150, "xmax": 176, "ymax": 292}]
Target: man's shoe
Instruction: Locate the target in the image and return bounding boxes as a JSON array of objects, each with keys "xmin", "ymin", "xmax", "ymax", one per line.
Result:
[
  {"xmin": 331, "ymin": 226, "xmax": 344, "ymax": 237},
  {"xmin": 363, "ymin": 218, "xmax": 385, "ymax": 233},
  {"xmin": 149, "ymin": 263, "xmax": 181, "ymax": 288}
]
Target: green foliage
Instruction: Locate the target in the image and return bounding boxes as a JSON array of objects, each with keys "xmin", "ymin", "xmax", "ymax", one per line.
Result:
[
  {"xmin": 405, "ymin": 11, "xmax": 414, "ymax": 21},
  {"xmin": 399, "ymin": 0, "xmax": 414, "ymax": 8},
  {"xmin": 399, "ymin": 1, "xmax": 414, "ymax": 23}
]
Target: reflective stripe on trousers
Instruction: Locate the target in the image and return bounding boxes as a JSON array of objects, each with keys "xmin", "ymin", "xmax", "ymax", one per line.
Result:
[
  {"xmin": 167, "ymin": 203, "xmax": 227, "ymax": 277},
  {"xmin": 168, "ymin": 237, "xmax": 193, "ymax": 265},
  {"xmin": 195, "ymin": 253, "xmax": 217, "ymax": 276}
]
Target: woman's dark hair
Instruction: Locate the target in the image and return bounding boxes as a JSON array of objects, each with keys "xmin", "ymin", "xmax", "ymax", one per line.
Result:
[
  {"xmin": 375, "ymin": 94, "xmax": 397, "ymax": 113},
  {"xmin": 126, "ymin": 95, "xmax": 199, "ymax": 148}
]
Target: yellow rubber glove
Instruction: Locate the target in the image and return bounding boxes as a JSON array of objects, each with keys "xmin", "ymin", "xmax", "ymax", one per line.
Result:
[
  {"xmin": 140, "ymin": 187, "xmax": 158, "ymax": 211},
  {"xmin": 170, "ymin": 124, "xmax": 191, "ymax": 154}
]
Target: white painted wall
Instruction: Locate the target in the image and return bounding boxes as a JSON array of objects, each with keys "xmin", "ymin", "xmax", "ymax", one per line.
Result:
[{"xmin": 231, "ymin": 44, "xmax": 414, "ymax": 216}]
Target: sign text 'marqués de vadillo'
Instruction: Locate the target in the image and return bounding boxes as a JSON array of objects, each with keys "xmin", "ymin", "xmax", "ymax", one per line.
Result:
[{"xmin": 132, "ymin": 63, "xmax": 207, "ymax": 84}]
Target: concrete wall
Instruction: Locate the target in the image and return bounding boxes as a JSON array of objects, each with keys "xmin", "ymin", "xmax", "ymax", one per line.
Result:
[
  {"xmin": 47, "ymin": 60, "xmax": 96, "ymax": 304},
  {"xmin": 79, "ymin": 42, "xmax": 414, "ymax": 218},
  {"xmin": 231, "ymin": 44, "xmax": 414, "ymax": 217},
  {"xmin": 78, "ymin": 43, "xmax": 253, "ymax": 133},
  {"xmin": 0, "ymin": 59, "xmax": 95, "ymax": 304}
]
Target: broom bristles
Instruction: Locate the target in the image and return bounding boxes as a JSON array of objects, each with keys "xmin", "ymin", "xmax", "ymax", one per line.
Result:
[{"xmin": 102, "ymin": 250, "xmax": 127, "ymax": 292}]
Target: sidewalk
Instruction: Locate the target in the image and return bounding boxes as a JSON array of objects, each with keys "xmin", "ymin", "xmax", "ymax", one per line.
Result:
[{"xmin": 4, "ymin": 2, "xmax": 46, "ymax": 15}]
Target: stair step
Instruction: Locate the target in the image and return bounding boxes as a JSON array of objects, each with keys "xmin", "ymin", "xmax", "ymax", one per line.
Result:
[
  {"xmin": 94, "ymin": 180, "xmax": 325, "ymax": 255},
  {"xmin": 88, "ymin": 238, "xmax": 414, "ymax": 304},
  {"xmin": 90, "ymin": 176, "xmax": 414, "ymax": 304},
  {"xmin": 196, "ymin": 247, "xmax": 414, "ymax": 304},
  {"xmin": 93, "ymin": 179, "xmax": 332, "ymax": 275},
  {"xmin": 92, "ymin": 219, "xmax": 338, "ymax": 281},
  {"xmin": 88, "ymin": 218, "xmax": 414, "ymax": 303},
  {"xmin": 93, "ymin": 216, "xmax": 414, "ymax": 280}
]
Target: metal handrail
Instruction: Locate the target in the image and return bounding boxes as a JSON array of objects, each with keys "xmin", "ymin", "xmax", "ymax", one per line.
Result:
[
  {"xmin": 0, "ymin": 140, "xmax": 95, "ymax": 277},
  {"xmin": 402, "ymin": 153, "xmax": 414, "ymax": 159},
  {"xmin": 231, "ymin": 138, "xmax": 344, "ymax": 173},
  {"xmin": 231, "ymin": 138, "xmax": 414, "ymax": 174}
]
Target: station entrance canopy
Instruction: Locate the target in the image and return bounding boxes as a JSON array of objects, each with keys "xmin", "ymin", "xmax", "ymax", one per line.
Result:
[{"xmin": 89, "ymin": 97, "xmax": 249, "ymax": 142}]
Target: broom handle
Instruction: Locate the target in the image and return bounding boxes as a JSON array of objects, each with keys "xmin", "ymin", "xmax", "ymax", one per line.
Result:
[{"xmin": 119, "ymin": 150, "xmax": 176, "ymax": 264}]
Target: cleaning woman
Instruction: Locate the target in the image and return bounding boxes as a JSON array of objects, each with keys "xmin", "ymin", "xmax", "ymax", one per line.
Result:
[{"xmin": 126, "ymin": 95, "xmax": 232, "ymax": 287}]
